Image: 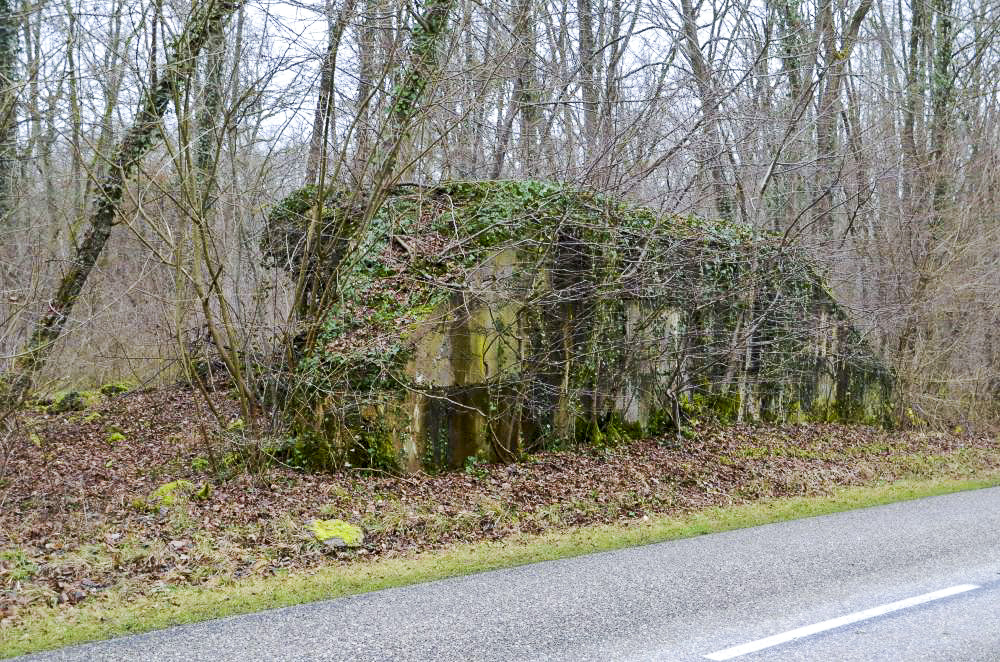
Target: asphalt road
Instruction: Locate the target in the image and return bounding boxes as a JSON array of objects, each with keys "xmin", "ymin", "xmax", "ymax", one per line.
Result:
[{"xmin": 21, "ymin": 487, "xmax": 1000, "ymax": 661}]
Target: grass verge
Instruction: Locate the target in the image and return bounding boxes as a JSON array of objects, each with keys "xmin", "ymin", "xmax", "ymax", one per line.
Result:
[{"xmin": 4, "ymin": 474, "xmax": 999, "ymax": 658}]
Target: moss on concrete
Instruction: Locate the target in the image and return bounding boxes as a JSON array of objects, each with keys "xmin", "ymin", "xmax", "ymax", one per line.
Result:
[{"xmin": 265, "ymin": 180, "xmax": 894, "ymax": 470}]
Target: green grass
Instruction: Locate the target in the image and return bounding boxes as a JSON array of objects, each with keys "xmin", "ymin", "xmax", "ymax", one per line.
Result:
[{"xmin": 3, "ymin": 475, "xmax": 998, "ymax": 658}]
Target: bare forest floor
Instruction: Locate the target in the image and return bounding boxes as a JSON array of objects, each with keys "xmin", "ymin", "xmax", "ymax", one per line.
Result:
[{"xmin": 1, "ymin": 386, "xmax": 998, "ymax": 631}]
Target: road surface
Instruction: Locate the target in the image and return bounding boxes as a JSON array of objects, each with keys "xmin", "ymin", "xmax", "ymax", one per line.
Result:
[{"xmin": 21, "ymin": 487, "xmax": 1000, "ymax": 661}]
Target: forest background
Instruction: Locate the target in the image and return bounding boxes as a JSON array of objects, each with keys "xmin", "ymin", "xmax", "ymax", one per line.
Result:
[{"xmin": 1, "ymin": 0, "xmax": 998, "ymax": 428}]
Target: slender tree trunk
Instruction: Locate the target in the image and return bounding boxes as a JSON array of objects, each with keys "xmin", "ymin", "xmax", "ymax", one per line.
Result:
[
  {"xmin": 812, "ymin": 0, "xmax": 838, "ymax": 232},
  {"xmin": 514, "ymin": 0, "xmax": 537, "ymax": 176},
  {"xmin": 811, "ymin": 0, "xmax": 872, "ymax": 234},
  {"xmin": 773, "ymin": 0, "xmax": 805, "ymax": 102},
  {"xmin": 928, "ymin": 0, "xmax": 954, "ymax": 235},
  {"xmin": 900, "ymin": 0, "xmax": 924, "ymax": 203},
  {"xmin": 197, "ymin": 25, "xmax": 226, "ymax": 196},
  {"xmin": 894, "ymin": 0, "xmax": 933, "ymax": 389},
  {"xmin": 77, "ymin": 0, "xmax": 127, "ymax": 240},
  {"xmin": 578, "ymin": 0, "xmax": 597, "ymax": 163},
  {"xmin": 1, "ymin": 0, "xmax": 245, "ymax": 410},
  {"xmin": 679, "ymin": 0, "xmax": 734, "ymax": 220},
  {"xmin": 0, "ymin": 0, "xmax": 17, "ymax": 226},
  {"xmin": 490, "ymin": 82, "xmax": 511, "ymax": 178},
  {"xmin": 65, "ymin": 0, "xmax": 85, "ymax": 217},
  {"xmin": 370, "ymin": 0, "xmax": 454, "ymax": 189},
  {"xmin": 352, "ymin": 0, "xmax": 377, "ymax": 178},
  {"xmin": 226, "ymin": 3, "xmax": 244, "ymax": 158},
  {"xmin": 305, "ymin": 0, "xmax": 358, "ymax": 187},
  {"xmin": 491, "ymin": 0, "xmax": 534, "ymax": 178}
]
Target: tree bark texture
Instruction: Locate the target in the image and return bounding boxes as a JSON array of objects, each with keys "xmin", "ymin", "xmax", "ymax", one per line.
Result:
[{"xmin": 0, "ymin": 0, "xmax": 17, "ymax": 226}]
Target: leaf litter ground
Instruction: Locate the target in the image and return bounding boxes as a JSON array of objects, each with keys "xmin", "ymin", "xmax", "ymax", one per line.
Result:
[{"xmin": 1, "ymin": 386, "xmax": 998, "ymax": 629}]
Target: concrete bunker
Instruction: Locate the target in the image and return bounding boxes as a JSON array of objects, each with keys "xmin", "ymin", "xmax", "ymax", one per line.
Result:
[{"xmin": 263, "ymin": 180, "xmax": 892, "ymax": 471}]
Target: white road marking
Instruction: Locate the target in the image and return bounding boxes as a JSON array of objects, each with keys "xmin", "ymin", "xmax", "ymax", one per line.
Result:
[{"xmin": 703, "ymin": 583, "xmax": 980, "ymax": 660}]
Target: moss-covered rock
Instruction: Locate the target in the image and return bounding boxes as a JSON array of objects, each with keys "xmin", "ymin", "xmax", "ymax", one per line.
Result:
[
  {"xmin": 46, "ymin": 390, "xmax": 100, "ymax": 414},
  {"xmin": 148, "ymin": 480, "xmax": 195, "ymax": 508},
  {"xmin": 193, "ymin": 482, "xmax": 212, "ymax": 500},
  {"xmin": 310, "ymin": 519, "xmax": 364, "ymax": 548},
  {"xmin": 99, "ymin": 381, "xmax": 134, "ymax": 396}
]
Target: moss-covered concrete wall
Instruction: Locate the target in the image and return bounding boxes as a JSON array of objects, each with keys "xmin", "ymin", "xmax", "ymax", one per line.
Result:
[{"xmin": 265, "ymin": 180, "xmax": 893, "ymax": 471}]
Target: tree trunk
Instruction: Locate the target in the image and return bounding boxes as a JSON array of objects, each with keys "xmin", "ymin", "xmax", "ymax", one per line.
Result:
[
  {"xmin": 305, "ymin": 0, "xmax": 358, "ymax": 187},
  {"xmin": 578, "ymin": 0, "xmax": 597, "ymax": 153},
  {"xmin": 928, "ymin": 0, "xmax": 954, "ymax": 235},
  {"xmin": 490, "ymin": 0, "xmax": 535, "ymax": 178},
  {"xmin": 514, "ymin": 0, "xmax": 537, "ymax": 176},
  {"xmin": 197, "ymin": 23, "xmax": 226, "ymax": 194},
  {"xmin": 679, "ymin": 0, "xmax": 734, "ymax": 220},
  {"xmin": 900, "ymin": 0, "xmax": 925, "ymax": 204},
  {"xmin": 811, "ymin": 0, "xmax": 872, "ymax": 234},
  {"xmin": 352, "ymin": 0, "xmax": 377, "ymax": 179},
  {"xmin": 370, "ymin": 0, "xmax": 455, "ymax": 189},
  {"xmin": 0, "ymin": 0, "xmax": 17, "ymax": 226}
]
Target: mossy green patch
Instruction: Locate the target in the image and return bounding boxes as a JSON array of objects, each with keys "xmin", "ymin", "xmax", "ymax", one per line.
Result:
[
  {"xmin": 681, "ymin": 391, "xmax": 742, "ymax": 424},
  {"xmin": 46, "ymin": 390, "xmax": 100, "ymax": 414},
  {"xmin": 148, "ymin": 480, "xmax": 195, "ymax": 508},
  {"xmin": 99, "ymin": 381, "xmax": 134, "ymax": 396},
  {"xmin": 0, "ymin": 549, "xmax": 39, "ymax": 582},
  {"xmin": 310, "ymin": 519, "xmax": 364, "ymax": 547}
]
